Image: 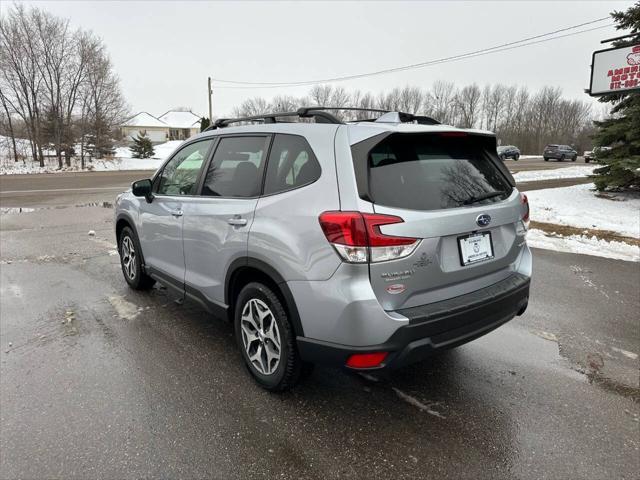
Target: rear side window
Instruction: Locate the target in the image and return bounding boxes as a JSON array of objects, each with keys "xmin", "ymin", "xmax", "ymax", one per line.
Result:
[
  {"xmin": 201, "ymin": 136, "xmax": 269, "ymax": 197},
  {"xmin": 264, "ymin": 134, "xmax": 321, "ymax": 195},
  {"xmin": 359, "ymin": 133, "xmax": 512, "ymax": 211}
]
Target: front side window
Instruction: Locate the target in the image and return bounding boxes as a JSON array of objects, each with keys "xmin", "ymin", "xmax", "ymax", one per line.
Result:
[
  {"xmin": 264, "ymin": 134, "xmax": 321, "ymax": 195},
  {"xmin": 201, "ymin": 136, "xmax": 269, "ymax": 197},
  {"xmin": 156, "ymin": 140, "xmax": 213, "ymax": 195}
]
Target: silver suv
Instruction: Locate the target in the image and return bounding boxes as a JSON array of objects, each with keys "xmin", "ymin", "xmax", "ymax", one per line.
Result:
[{"xmin": 115, "ymin": 108, "xmax": 532, "ymax": 391}]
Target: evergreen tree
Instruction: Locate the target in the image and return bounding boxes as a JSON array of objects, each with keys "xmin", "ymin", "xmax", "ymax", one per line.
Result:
[
  {"xmin": 130, "ymin": 131, "xmax": 155, "ymax": 159},
  {"xmin": 200, "ymin": 117, "xmax": 211, "ymax": 131},
  {"xmin": 592, "ymin": 2, "xmax": 640, "ymax": 191}
]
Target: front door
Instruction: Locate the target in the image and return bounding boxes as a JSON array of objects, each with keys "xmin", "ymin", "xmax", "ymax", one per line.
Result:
[
  {"xmin": 138, "ymin": 138, "xmax": 214, "ymax": 286},
  {"xmin": 182, "ymin": 135, "xmax": 271, "ymax": 309}
]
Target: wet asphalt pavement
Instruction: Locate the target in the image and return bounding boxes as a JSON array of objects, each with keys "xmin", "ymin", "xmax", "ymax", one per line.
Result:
[{"xmin": 0, "ymin": 184, "xmax": 639, "ymax": 479}]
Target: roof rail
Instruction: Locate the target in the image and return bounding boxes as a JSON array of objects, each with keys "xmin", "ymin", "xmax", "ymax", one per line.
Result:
[
  {"xmin": 299, "ymin": 107, "xmax": 440, "ymax": 125},
  {"xmin": 203, "ymin": 107, "xmax": 440, "ymax": 131},
  {"xmin": 204, "ymin": 108, "xmax": 343, "ymax": 131}
]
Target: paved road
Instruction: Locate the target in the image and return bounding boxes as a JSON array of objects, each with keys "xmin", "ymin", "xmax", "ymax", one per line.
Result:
[
  {"xmin": 0, "ymin": 196, "xmax": 637, "ymax": 479},
  {"xmin": 0, "ymin": 157, "xmax": 591, "ymax": 207},
  {"xmin": 505, "ymin": 155, "xmax": 589, "ymax": 171}
]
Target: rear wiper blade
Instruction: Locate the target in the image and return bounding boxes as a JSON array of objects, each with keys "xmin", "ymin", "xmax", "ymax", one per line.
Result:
[{"xmin": 462, "ymin": 190, "xmax": 506, "ymax": 205}]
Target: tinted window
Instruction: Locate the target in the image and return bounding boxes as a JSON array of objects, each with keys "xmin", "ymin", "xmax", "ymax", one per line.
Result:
[
  {"xmin": 264, "ymin": 134, "xmax": 321, "ymax": 195},
  {"xmin": 366, "ymin": 134, "xmax": 512, "ymax": 211},
  {"xmin": 201, "ymin": 136, "xmax": 268, "ymax": 197},
  {"xmin": 156, "ymin": 140, "xmax": 213, "ymax": 195}
]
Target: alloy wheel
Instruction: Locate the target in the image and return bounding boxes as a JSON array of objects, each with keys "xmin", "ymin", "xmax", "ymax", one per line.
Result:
[
  {"xmin": 240, "ymin": 298, "xmax": 281, "ymax": 375},
  {"xmin": 121, "ymin": 236, "xmax": 137, "ymax": 280}
]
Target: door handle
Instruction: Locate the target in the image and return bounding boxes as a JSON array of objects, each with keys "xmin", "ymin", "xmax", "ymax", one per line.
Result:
[
  {"xmin": 227, "ymin": 217, "xmax": 247, "ymax": 226},
  {"xmin": 170, "ymin": 209, "xmax": 183, "ymax": 217}
]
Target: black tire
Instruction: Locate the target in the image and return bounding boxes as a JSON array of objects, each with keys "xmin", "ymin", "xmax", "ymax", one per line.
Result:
[
  {"xmin": 544, "ymin": 157, "xmax": 549, "ymax": 162},
  {"xmin": 118, "ymin": 226, "xmax": 155, "ymax": 290},
  {"xmin": 513, "ymin": 154, "xmax": 519, "ymax": 161},
  {"xmin": 585, "ymin": 158, "xmax": 590, "ymax": 163},
  {"xmin": 560, "ymin": 155, "xmax": 565, "ymax": 162},
  {"xmin": 234, "ymin": 282, "xmax": 306, "ymax": 391},
  {"xmin": 571, "ymin": 155, "xmax": 576, "ymax": 162},
  {"xmin": 499, "ymin": 154, "xmax": 505, "ymax": 161}
]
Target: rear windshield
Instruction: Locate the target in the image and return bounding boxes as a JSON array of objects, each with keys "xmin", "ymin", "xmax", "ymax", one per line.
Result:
[{"xmin": 362, "ymin": 133, "xmax": 512, "ymax": 211}]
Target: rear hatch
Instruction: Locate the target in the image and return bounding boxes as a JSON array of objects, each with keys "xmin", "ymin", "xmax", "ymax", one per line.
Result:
[
  {"xmin": 351, "ymin": 131, "xmax": 526, "ymax": 311},
  {"xmin": 544, "ymin": 144, "xmax": 559, "ymax": 155}
]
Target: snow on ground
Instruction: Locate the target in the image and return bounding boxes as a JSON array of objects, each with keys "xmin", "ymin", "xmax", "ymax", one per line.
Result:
[
  {"xmin": 1, "ymin": 139, "xmax": 182, "ymax": 174},
  {"xmin": 527, "ymin": 230, "xmax": 639, "ymax": 262},
  {"xmin": 526, "ymin": 182, "xmax": 639, "ymax": 238},
  {"xmin": 526, "ymin": 183, "xmax": 640, "ymax": 262},
  {"xmin": 512, "ymin": 165, "xmax": 596, "ymax": 182},
  {"xmin": 114, "ymin": 140, "xmax": 183, "ymax": 160}
]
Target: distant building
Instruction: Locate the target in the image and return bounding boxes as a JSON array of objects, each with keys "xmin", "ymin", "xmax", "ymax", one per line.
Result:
[{"xmin": 120, "ymin": 110, "xmax": 201, "ymax": 144}]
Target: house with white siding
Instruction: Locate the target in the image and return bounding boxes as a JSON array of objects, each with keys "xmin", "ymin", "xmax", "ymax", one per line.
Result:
[{"xmin": 120, "ymin": 110, "xmax": 202, "ymax": 144}]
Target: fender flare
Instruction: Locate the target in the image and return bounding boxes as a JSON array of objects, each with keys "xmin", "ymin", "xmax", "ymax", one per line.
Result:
[
  {"xmin": 225, "ymin": 257, "xmax": 305, "ymax": 337},
  {"xmin": 115, "ymin": 212, "xmax": 148, "ymax": 269}
]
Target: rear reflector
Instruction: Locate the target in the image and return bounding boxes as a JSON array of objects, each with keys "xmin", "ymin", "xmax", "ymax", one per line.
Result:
[{"xmin": 345, "ymin": 352, "xmax": 389, "ymax": 369}]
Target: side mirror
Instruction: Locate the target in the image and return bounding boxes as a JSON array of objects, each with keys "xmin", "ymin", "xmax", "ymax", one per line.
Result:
[{"xmin": 132, "ymin": 178, "xmax": 153, "ymax": 203}]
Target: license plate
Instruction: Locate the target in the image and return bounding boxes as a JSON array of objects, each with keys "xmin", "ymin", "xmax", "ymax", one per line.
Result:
[{"xmin": 458, "ymin": 232, "xmax": 494, "ymax": 266}]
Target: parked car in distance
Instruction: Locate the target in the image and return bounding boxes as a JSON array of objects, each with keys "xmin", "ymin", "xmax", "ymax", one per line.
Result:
[
  {"xmin": 497, "ymin": 145, "xmax": 520, "ymax": 161},
  {"xmin": 115, "ymin": 107, "xmax": 532, "ymax": 391},
  {"xmin": 584, "ymin": 146, "xmax": 611, "ymax": 163},
  {"xmin": 543, "ymin": 144, "xmax": 578, "ymax": 162}
]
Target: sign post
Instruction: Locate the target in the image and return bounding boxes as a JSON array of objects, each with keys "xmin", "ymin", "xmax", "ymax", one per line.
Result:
[{"xmin": 588, "ymin": 43, "xmax": 640, "ymax": 96}]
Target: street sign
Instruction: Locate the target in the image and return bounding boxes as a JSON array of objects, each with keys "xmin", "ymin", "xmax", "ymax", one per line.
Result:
[{"xmin": 589, "ymin": 43, "xmax": 640, "ymax": 96}]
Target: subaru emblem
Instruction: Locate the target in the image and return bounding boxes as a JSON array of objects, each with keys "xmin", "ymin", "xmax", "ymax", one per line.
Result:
[{"xmin": 476, "ymin": 214, "xmax": 491, "ymax": 227}]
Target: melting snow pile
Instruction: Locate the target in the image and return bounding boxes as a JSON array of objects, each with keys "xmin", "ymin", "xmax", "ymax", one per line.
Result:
[{"xmin": 526, "ymin": 183, "xmax": 640, "ymax": 262}]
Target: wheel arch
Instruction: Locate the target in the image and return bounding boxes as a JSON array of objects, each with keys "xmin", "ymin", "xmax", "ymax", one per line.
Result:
[
  {"xmin": 115, "ymin": 213, "xmax": 147, "ymax": 268},
  {"xmin": 225, "ymin": 258, "xmax": 304, "ymax": 337},
  {"xmin": 115, "ymin": 213, "xmax": 136, "ymax": 241}
]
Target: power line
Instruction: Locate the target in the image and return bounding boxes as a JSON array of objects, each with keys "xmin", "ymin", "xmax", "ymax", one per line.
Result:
[{"xmin": 213, "ymin": 16, "xmax": 613, "ymax": 89}]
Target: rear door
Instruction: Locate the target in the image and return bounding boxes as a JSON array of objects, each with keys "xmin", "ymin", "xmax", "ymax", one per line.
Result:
[
  {"xmin": 353, "ymin": 132, "xmax": 525, "ymax": 311},
  {"xmin": 182, "ymin": 135, "xmax": 271, "ymax": 310},
  {"xmin": 138, "ymin": 139, "xmax": 214, "ymax": 286}
]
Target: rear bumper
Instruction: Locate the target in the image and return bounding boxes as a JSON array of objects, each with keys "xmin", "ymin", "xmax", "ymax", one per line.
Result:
[{"xmin": 297, "ymin": 273, "xmax": 530, "ymax": 370}]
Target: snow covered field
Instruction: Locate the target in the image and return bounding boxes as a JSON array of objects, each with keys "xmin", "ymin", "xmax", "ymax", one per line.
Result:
[
  {"xmin": 0, "ymin": 139, "xmax": 182, "ymax": 175},
  {"xmin": 512, "ymin": 165, "xmax": 596, "ymax": 182},
  {"xmin": 526, "ymin": 183, "xmax": 640, "ymax": 262}
]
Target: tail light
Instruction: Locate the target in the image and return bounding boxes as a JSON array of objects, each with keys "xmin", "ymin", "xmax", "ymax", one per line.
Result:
[
  {"xmin": 318, "ymin": 211, "xmax": 420, "ymax": 263},
  {"xmin": 521, "ymin": 193, "xmax": 530, "ymax": 228}
]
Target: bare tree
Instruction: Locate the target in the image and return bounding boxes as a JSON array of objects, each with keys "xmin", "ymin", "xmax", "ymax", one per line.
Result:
[
  {"xmin": 456, "ymin": 84, "xmax": 482, "ymax": 128},
  {"xmin": 0, "ymin": 4, "xmax": 46, "ymax": 165},
  {"xmin": 0, "ymin": 87, "xmax": 19, "ymax": 162},
  {"xmin": 81, "ymin": 43, "xmax": 129, "ymax": 160}
]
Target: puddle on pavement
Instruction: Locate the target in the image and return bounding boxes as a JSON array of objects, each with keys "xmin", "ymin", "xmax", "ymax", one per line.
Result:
[
  {"xmin": 536, "ymin": 329, "xmax": 640, "ymax": 403},
  {"xmin": 0, "ymin": 201, "xmax": 113, "ymax": 214},
  {"xmin": 107, "ymin": 295, "xmax": 144, "ymax": 320}
]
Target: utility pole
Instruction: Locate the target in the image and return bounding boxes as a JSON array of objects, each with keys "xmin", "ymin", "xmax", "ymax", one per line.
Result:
[{"xmin": 207, "ymin": 77, "xmax": 213, "ymax": 122}]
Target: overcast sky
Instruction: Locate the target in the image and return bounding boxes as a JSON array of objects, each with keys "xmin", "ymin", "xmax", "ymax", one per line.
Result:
[{"xmin": 18, "ymin": 0, "xmax": 631, "ymax": 118}]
